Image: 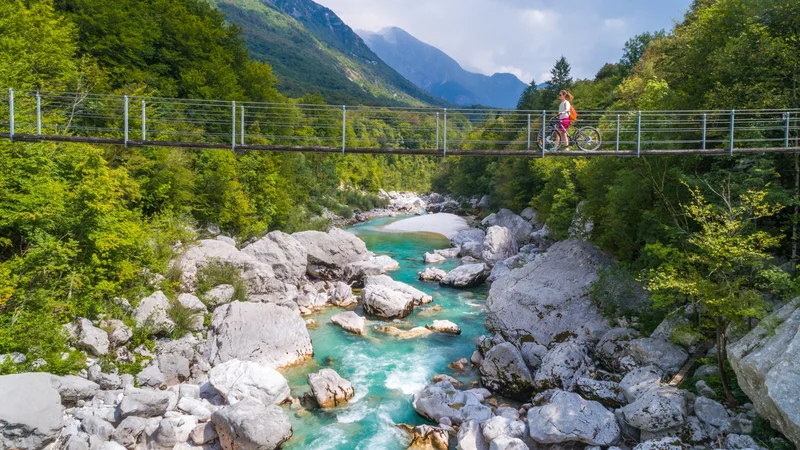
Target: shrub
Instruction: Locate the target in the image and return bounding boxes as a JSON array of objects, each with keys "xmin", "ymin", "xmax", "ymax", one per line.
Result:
[
  {"xmin": 195, "ymin": 260, "xmax": 247, "ymax": 304},
  {"xmin": 167, "ymin": 301, "xmax": 197, "ymax": 339}
]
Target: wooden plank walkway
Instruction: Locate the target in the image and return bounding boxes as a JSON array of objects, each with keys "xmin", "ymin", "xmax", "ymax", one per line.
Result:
[{"xmin": 668, "ymin": 341, "xmax": 714, "ymax": 387}]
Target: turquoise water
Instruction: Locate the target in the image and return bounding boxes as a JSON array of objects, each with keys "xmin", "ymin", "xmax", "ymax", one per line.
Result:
[{"xmin": 281, "ymin": 217, "xmax": 489, "ymax": 449}]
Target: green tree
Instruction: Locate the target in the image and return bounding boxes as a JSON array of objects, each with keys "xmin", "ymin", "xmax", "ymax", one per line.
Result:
[
  {"xmin": 619, "ymin": 30, "xmax": 667, "ymax": 72},
  {"xmin": 645, "ymin": 183, "xmax": 783, "ymax": 405}
]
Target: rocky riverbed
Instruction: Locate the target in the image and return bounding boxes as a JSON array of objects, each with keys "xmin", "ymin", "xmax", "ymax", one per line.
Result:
[{"xmin": 1, "ymin": 200, "xmax": 798, "ymax": 450}]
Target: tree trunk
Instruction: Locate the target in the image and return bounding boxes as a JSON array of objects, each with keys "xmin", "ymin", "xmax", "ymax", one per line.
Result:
[
  {"xmin": 716, "ymin": 320, "xmax": 737, "ymax": 407},
  {"xmin": 793, "ymin": 152, "xmax": 798, "ymax": 271}
]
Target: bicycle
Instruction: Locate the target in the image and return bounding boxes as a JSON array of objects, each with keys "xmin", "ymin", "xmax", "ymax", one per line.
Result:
[{"xmin": 537, "ymin": 115, "xmax": 602, "ymax": 152}]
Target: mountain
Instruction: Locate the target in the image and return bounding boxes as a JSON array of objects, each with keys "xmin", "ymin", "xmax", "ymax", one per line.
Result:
[
  {"xmin": 205, "ymin": 0, "xmax": 447, "ymax": 106},
  {"xmin": 359, "ymin": 27, "xmax": 528, "ymax": 109}
]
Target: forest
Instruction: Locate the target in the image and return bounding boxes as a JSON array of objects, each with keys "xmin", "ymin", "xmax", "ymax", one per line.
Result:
[{"xmin": 1, "ymin": 0, "xmax": 799, "ymax": 415}]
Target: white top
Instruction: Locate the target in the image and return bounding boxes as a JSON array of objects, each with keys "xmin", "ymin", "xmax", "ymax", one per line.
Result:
[{"xmin": 558, "ymin": 100, "xmax": 571, "ymax": 120}]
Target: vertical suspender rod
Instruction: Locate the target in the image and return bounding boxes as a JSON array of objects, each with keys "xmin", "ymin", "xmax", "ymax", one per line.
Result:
[{"xmin": 123, "ymin": 95, "xmax": 129, "ymax": 147}]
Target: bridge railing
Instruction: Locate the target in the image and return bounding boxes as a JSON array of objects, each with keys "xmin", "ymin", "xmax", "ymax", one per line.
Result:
[{"xmin": 2, "ymin": 89, "xmax": 799, "ymax": 155}]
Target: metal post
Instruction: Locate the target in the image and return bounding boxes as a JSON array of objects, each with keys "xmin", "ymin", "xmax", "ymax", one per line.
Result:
[
  {"xmin": 702, "ymin": 113, "xmax": 707, "ymax": 150},
  {"xmin": 141, "ymin": 100, "xmax": 146, "ymax": 141},
  {"xmin": 240, "ymin": 105, "xmax": 245, "ymax": 146},
  {"xmin": 435, "ymin": 112, "xmax": 439, "ymax": 151},
  {"xmin": 636, "ymin": 111, "xmax": 642, "ymax": 157},
  {"xmin": 615, "ymin": 114, "xmax": 620, "ymax": 151},
  {"xmin": 786, "ymin": 112, "xmax": 791, "ymax": 148},
  {"xmin": 527, "ymin": 113, "xmax": 531, "ymax": 150},
  {"xmin": 443, "ymin": 108, "xmax": 447, "ymax": 157},
  {"xmin": 8, "ymin": 89, "xmax": 13, "ymax": 141},
  {"xmin": 231, "ymin": 101, "xmax": 236, "ymax": 150},
  {"xmin": 342, "ymin": 105, "xmax": 346, "ymax": 155},
  {"xmin": 730, "ymin": 109, "xmax": 735, "ymax": 156},
  {"xmin": 123, "ymin": 95, "xmax": 129, "ymax": 147},
  {"xmin": 36, "ymin": 93, "xmax": 42, "ymax": 135},
  {"xmin": 541, "ymin": 110, "xmax": 546, "ymax": 158}
]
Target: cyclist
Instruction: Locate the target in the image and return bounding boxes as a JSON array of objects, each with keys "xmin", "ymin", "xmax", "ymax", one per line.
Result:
[{"xmin": 557, "ymin": 90, "xmax": 574, "ymax": 148}]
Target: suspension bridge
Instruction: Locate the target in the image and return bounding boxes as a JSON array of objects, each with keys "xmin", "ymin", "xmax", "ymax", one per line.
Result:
[{"xmin": 1, "ymin": 89, "xmax": 799, "ymax": 157}]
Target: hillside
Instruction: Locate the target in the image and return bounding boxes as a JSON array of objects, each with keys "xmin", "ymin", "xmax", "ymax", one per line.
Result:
[
  {"xmin": 206, "ymin": 0, "xmax": 447, "ymax": 106},
  {"xmin": 359, "ymin": 27, "xmax": 528, "ymax": 109}
]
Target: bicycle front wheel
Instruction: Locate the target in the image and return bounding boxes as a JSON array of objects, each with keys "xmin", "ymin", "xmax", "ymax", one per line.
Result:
[
  {"xmin": 575, "ymin": 127, "xmax": 602, "ymax": 151},
  {"xmin": 537, "ymin": 129, "xmax": 562, "ymax": 152}
]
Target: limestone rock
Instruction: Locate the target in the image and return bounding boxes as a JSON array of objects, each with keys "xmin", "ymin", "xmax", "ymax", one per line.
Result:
[
  {"xmin": 87, "ymin": 364, "xmax": 122, "ymax": 390},
  {"xmin": 76, "ymin": 318, "xmax": 110, "ymax": 356},
  {"xmin": 488, "ymin": 437, "xmax": 529, "ymax": 450},
  {"xmin": 527, "ymin": 390, "xmax": 620, "ymax": 446},
  {"xmin": 622, "ymin": 386, "xmax": 687, "ymax": 432},
  {"xmin": 452, "ymin": 229, "xmax": 486, "ymax": 248},
  {"xmin": 485, "ymin": 240, "xmax": 611, "ymax": 347},
  {"xmin": 425, "ymin": 252, "xmax": 447, "ymax": 264},
  {"xmin": 596, "ymin": 328, "xmax": 641, "ymax": 372},
  {"xmin": 133, "ymin": 291, "xmax": 175, "ymax": 335},
  {"xmin": 434, "ymin": 248, "xmax": 460, "ymax": 258},
  {"xmin": 375, "ymin": 326, "xmax": 432, "ymax": 339},
  {"xmin": 482, "ymin": 226, "xmax": 518, "ymax": 265},
  {"xmin": 82, "ymin": 415, "xmax": 114, "ymax": 440},
  {"xmin": 481, "ymin": 416, "xmax": 526, "ymax": 442},
  {"xmin": 207, "ymin": 301, "xmax": 313, "ymax": 369},
  {"xmin": 329, "ymin": 281, "xmax": 355, "ymax": 306},
  {"xmin": 307, "ymin": 369, "xmax": 354, "ymax": 408},
  {"xmin": 361, "ymin": 284, "xmax": 415, "ymax": 319},
  {"xmin": 330, "ymin": 311, "xmax": 366, "ymax": 335},
  {"xmin": 627, "ymin": 338, "xmax": 688, "ymax": 375},
  {"xmin": 111, "ymin": 416, "xmax": 147, "ymax": 448},
  {"xmin": 419, "ymin": 267, "xmax": 448, "ymax": 282},
  {"xmin": 365, "ymin": 275, "xmax": 432, "ymax": 305},
  {"xmin": 342, "ymin": 255, "xmax": 401, "ymax": 285},
  {"xmin": 533, "ymin": 341, "xmax": 592, "ymax": 392},
  {"xmin": 426, "ymin": 320, "xmax": 462, "ymax": 335},
  {"xmin": 49, "ymin": 375, "xmax": 99, "ymax": 405},
  {"xmin": 399, "ymin": 424, "xmax": 449, "ymax": 450},
  {"xmin": 152, "ymin": 415, "xmax": 198, "ymax": 449},
  {"xmin": 619, "ymin": 366, "xmax": 664, "ymax": 402},
  {"xmin": 118, "ymin": 386, "xmax": 172, "ymax": 418},
  {"xmin": 728, "ymin": 299, "xmax": 800, "ymax": 447},
  {"xmin": 208, "ymin": 359, "xmax": 290, "ymax": 406},
  {"xmin": 205, "ymin": 284, "xmax": 236, "ymax": 307},
  {"xmin": 293, "ymin": 228, "xmax": 368, "ymax": 279},
  {"xmin": 211, "ymin": 398, "xmax": 292, "ymax": 450},
  {"xmin": 457, "ymin": 419, "xmax": 490, "ymax": 450},
  {"xmin": 576, "ymin": 377, "xmax": 626, "ymax": 408},
  {"xmin": 633, "ymin": 437, "xmax": 690, "ymax": 450},
  {"xmin": 481, "ymin": 209, "xmax": 534, "ymax": 247},
  {"xmin": 241, "ymin": 231, "xmax": 308, "ymax": 283},
  {"xmin": 479, "ymin": 342, "xmax": 533, "ymax": 400},
  {"xmin": 441, "ymin": 264, "xmax": 491, "ymax": 288},
  {"xmin": 106, "ymin": 320, "xmax": 133, "ymax": 347},
  {"xmin": 191, "ymin": 422, "xmax": 218, "ymax": 445},
  {"xmin": 137, "ymin": 364, "xmax": 167, "ymax": 388},
  {"xmin": 520, "ymin": 207, "xmax": 537, "ymax": 223},
  {"xmin": 694, "ymin": 396, "xmax": 730, "ymax": 429},
  {"xmin": 0, "ymin": 373, "xmax": 64, "ymax": 450},
  {"xmin": 413, "ymin": 380, "xmax": 493, "ymax": 425}
]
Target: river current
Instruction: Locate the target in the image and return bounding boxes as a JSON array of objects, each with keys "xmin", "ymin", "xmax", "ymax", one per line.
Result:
[{"xmin": 281, "ymin": 216, "xmax": 490, "ymax": 449}]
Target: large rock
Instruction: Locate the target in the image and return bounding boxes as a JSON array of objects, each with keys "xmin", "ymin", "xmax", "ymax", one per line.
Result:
[
  {"xmin": 419, "ymin": 267, "xmax": 447, "ymax": 282},
  {"xmin": 441, "ymin": 264, "xmax": 491, "ymax": 288},
  {"xmin": 361, "ymin": 284, "xmax": 415, "ymax": 319},
  {"xmin": 424, "ymin": 252, "xmax": 447, "ymax": 264},
  {"xmin": 111, "ymin": 416, "xmax": 147, "ymax": 448},
  {"xmin": 622, "ymin": 386, "xmax": 687, "ymax": 432},
  {"xmin": 175, "ymin": 239, "xmax": 286, "ymax": 301},
  {"xmin": 576, "ymin": 377, "xmax": 626, "ymax": 408},
  {"xmin": 330, "ymin": 311, "xmax": 366, "ymax": 335},
  {"xmin": 0, "ymin": 373, "xmax": 64, "ymax": 450},
  {"xmin": 211, "ymin": 398, "xmax": 292, "ymax": 450},
  {"xmin": 485, "ymin": 240, "xmax": 611, "ymax": 346},
  {"xmin": 458, "ymin": 419, "xmax": 490, "ymax": 450},
  {"xmin": 479, "ymin": 342, "xmax": 534, "ymax": 400},
  {"xmin": 206, "ymin": 301, "xmax": 313, "ymax": 369},
  {"xmin": 365, "ymin": 275, "xmax": 432, "ymax": 305},
  {"xmin": 488, "ymin": 437, "xmax": 528, "ymax": 450},
  {"xmin": 452, "ymin": 229, "xmax": 486, "ymax": 248},
  {"xmin": 533, "ymin": 342, "xmax": 592, "ymax": 392},
  {"xmin": 481, "ymin": 226, "xmax": 518, "ymax": 265},
  {"xmin": 694, "ymin": 396, "xmax": 731, "ymax": 429},
  {"xmin": 76, "ymin": 318, "xmax": 110, "ymax": 356},
  {"xmin": 293, "ymin": 228, "xmax": 369, "ymax": 279},
  {"xmin": 633, "ymin": 437, "xmax": 690, "ymax": 450},
  {"xmin": 413, "ymin": 380, "xmax": 493, "ymax": 425},
  {"xmin": 106, "ymin": 319, "xmax": 133, "ymax": 347},
  {"xmin": 619, "ymin": 366, "xmax": 664, "ymax": 402},
  {"xmin": 118, "ymin": 386, "xmax": 171, "ymax": 418},
  {"xmin": 307, "ymin": 369, "xmax": 355, "ymax": 408},
  {"xmin": 241, "ymin": 231, "xmax": 308, "ymax": 283},
  {"xmin": 177, "ymin": 293, "xmax": 207, "ymax": 332},
  {"xmin": 596, "ymin": 328, "xmax": 641, "ymax": 372},
  {"xmin": 527, "ymin": 390, "xmax": 620, "ymax": 446},
  {"xmin": 208, "ymin": 359, "xmax": 290, "ymax": 406},
  {"xmin": 627, "ymin": 338, "xmax": 688, "ymax": 375},
  {"xmin": 426, "ymin": 320, "xmax": 462, "ymax": 335},
  {"xmin": 481, "ymin": 416, "xmax": 526, "ymax": 442},
  {"xmin": 133, "ymin": 291, "xmax": 175, "ymax": 334},
  {"xmin": 399, "ymin": 424, "xmax": 449, "ymax": 450},
  {"xmin": 342, "ymin": 255, "xmax": 401, "ymax": 285},
  {"xmin": 482, "ymin": 209, "xmax": 534, "ymax": 246},
  {"xmin": 152, "ymin": 415, "xmax": 198, "ymax": 449},
  {"xmin": 728, "ymin": 299, "xmax": 800, "ymax": 447},
  {"xmin": 49, "ymin": 375, "xmax": 99, "ymax": 405}
]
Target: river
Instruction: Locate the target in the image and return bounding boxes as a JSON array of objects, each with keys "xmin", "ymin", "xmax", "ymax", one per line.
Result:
[{"xmin": 281, "ymin": 216, "xmax": 490, "ymax": 449}]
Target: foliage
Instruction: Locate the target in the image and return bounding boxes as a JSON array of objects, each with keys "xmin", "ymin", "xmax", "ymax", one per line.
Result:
[
  {"xmin": 195, "ymin": 260, "xmax": 248, "ymax": 304},
  {"xmin": 167, "ymin": 301, "xmax": 198, "ymax": 339}
]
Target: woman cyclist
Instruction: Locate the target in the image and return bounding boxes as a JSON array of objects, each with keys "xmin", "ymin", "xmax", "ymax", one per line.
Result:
[{"xmin": 557, "ymin": 90, "xmax": 574, "ymax": 148}]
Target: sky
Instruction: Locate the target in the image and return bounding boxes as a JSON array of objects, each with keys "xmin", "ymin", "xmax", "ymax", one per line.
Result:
[{"xmin": 317, "ymin": 0, "xmax": 694, "ymax": 84}]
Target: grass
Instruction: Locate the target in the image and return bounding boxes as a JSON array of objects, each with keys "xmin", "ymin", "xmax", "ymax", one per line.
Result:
[{"xmin": 195, "ymin": 259, "xmax": 248, "ymax": 304}]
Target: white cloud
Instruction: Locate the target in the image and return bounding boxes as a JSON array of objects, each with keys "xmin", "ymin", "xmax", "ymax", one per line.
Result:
[{"xmin": 318, "ymin": 0, "xmax": 692, "ymax": 83}]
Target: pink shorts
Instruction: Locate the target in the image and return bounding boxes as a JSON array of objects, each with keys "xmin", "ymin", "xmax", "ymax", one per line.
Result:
[{"xmin": 559, "ymin": 118, "xmax": 571, "ymax": 132}]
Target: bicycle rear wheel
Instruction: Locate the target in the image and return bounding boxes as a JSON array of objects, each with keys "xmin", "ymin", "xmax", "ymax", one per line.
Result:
[
  {"xmin": 575, "ymin": 127, "xmax": 602, "ymax": 151},
  {"xmin": 537, "ymin": 129, "xmax": 562, "ymax": 152}
]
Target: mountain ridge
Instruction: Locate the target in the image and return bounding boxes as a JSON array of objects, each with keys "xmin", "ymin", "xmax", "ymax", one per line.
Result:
[{"xmin": 359, "ymin": 27, "xmax": 528, "ymax": 109}]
